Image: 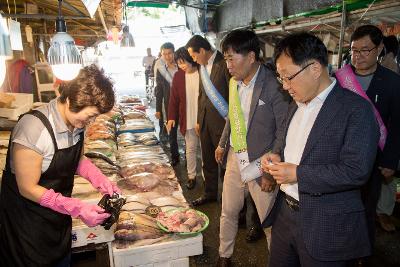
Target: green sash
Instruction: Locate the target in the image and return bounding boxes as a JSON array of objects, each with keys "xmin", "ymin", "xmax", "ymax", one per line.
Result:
[
  {"xmin": 229, "ymin": 77, "xmax": 263, "ymax": 182},
  {"xmin": 229, "ymin": 78, "xmax": 247, "ymax": 153}
]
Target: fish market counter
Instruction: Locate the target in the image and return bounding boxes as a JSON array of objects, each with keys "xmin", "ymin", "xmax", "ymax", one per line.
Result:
[
  {"xmin": 72, "ymin": 98, "xmax": 204, "ymax": 267},
  {"xmin": 112, "ymin": 234, "xmax": 202, "ymax": 267}
]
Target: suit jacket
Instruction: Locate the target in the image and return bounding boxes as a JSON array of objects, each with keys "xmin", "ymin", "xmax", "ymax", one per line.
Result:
[
  {"xmin": 363, "ymin": 64, "xmax": 400, "ymax": 169},
  {"xmin": 219, "ymin": 64, "xmax": 290, "ymax": 162},
  {"xmin": 168, "ymin": 69, "xmax": 187, "ymax": 136},
  {"xmin": 155, "ymin": 68, "xmax": 174, "ymax": 117},
  {"xmin": 197, "ymin": 51, "xmax": 230, "ymax": 133},
  {"xmin": 268, "ymin": 84, "xmax": 380, "ymax": 261}
]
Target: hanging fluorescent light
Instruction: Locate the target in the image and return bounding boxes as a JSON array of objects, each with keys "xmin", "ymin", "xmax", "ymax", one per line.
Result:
[
  {"xmin": 0, "ymin": 13, "xmax": 12, "ymax": 85},
  {"xmin": 47, "ymin": 0, "xmax": 82, "ymax": 81}
]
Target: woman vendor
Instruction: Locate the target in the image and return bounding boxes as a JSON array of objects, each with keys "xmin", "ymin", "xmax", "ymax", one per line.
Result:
[{"xmin": 0, "ymin": 65, "xmax": 121, "ymax": 267}]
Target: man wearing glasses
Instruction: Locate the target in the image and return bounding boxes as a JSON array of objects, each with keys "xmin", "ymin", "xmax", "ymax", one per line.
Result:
[
  {"xmin": 345, "ymin": 25, "xmax": 400, "ymax": 244},
  {"xmin": 262, "ymin": 32, "xmax": 379, "ymax": 266}
]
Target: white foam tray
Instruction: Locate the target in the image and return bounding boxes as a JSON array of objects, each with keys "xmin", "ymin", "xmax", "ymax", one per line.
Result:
[{"xmin": 112, "ymin": 234, "xmax": 202, "ymax": 267}]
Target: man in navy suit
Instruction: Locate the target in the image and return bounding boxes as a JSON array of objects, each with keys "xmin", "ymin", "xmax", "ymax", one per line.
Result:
[{"xmin": 262, "ymin": 32, "xmax": 379, "ymax": 266}]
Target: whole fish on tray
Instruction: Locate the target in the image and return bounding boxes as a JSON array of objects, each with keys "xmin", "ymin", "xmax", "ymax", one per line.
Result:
[
  {"xmin": 120, "ymin": 162, "xmax": 174, "ymax": 178},
  {"xmin": 117, "ymin": 173, "xmax": 160, "ymax": 192},
  {"xmin": 121, "ymin": 201, "xmax": 148, "ymax": 212},
  {"xmin": 114, "ymin": 229, "xmax": 163, "ymax": 241},
  {"xmin": 123, "ymin": 110, "xmax": 147, "ymax": 120}
]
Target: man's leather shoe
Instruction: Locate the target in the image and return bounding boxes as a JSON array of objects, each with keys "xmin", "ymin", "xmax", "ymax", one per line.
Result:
[
  {"xmin": 216, "ymin": 257, "xmax": 231, "ymax": 267},
  {"xmin": 171, "ymin": 157, "xmax": 180, "ymax": 166},
  {"xmin": 246, "ymin": 226, "xmax": 264, "ymax": 243},
  {"xmin": 191, "ymin": 196, "xmax": 216, "ymax": 206},
  {"xmin": 186, "ymin": 179, "xmax": 196, "ymax": 189}
]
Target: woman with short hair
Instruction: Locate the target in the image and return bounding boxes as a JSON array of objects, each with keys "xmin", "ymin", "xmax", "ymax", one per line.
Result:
[
  {"xmin": 0, "ymin": 65, "xmax": 120, "ymax": 267},
  {"xmin": 167, "ymin": 47, "xmax": 201, "ymax": 189}
]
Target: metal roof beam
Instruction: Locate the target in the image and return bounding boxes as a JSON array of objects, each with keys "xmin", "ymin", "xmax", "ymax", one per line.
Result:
[
  {"xmin": 255, "ymin": 4, "xmax": 400, "ymax": 35},
  {"xmin": 63, "ymin": 0, "xmax": 87, "ymax": 16},
  {"xmin": 2, "ymin": 13, "xmax": 92, "ymax": 20}
]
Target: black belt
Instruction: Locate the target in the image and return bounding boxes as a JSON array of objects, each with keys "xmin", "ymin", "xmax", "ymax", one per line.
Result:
[{"xmin": 283, "ymin": 193, "xmax": 299, "ymax": 211}]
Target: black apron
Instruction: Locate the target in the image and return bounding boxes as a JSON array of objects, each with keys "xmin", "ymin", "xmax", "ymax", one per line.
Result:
[{"xmin": 0, "ymin": 110, "xmax": 84, "ymax": 267}]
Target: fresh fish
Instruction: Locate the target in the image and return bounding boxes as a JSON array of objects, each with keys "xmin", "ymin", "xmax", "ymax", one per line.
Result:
[
  {"xmin": 134, "ymin": 192, "xmax": 162, "ymax": 201},
  {"xmin": 125, "ymin": 195, "xmax": 151, "ymax": 206},
  {"xmin": 122, "ymin": 201, "xmax": 148, "ymax": 211},
  {"xmin": 114, "ymin": 229, "xmax": 163, "ymax": 241},
  {"xmin": 85, "ymin": 151, "xmax": 121, "ymax": 169},
  {"xmin": 118, "ymin": 212, "xmax": 159, "ymax": 229},
  {"xmin": 150, "ymin": 196, "xmax": 185, "ymax": 207}
]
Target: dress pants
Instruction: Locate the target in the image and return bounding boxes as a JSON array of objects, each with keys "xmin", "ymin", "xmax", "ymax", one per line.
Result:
[
  {"xmin": 199, "ymin": 117, "xmax": 224, "ymax": 199},
  {"xmin": 185, "ymin": 129, "xmax": 201, "ymax": 180},
  {"xmin": 242, "ymin": 193, "xmax": 262, "ymax": 229},
  {"xmin": 169, "ymin": 123, "xmax": 179, "ymax": 161},
  {"xmin": 361, "ymin": 165, "xmax": 382, "ymax": 246},
  {"xmin": 219, "ymin": 148, "xmax": 273, "ymax": 258},
  {"xmin": 269, "ymin": 194, "xmax": 347, "ymax": 267},
  {"xmin": 376, "ymin": 179, "xmax": 396, "ymax": 215}
]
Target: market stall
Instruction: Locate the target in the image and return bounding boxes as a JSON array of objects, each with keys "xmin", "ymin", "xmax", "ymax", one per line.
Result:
[{"xmin": 70, "ymin": 96, "xmax": 205, "ymax": 267}]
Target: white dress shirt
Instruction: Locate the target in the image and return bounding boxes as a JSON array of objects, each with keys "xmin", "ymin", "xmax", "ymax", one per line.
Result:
[
  {"xmin": 206, "ymin": 50, "xmax": 217, "ymax": 75},
  {"xmin": 281, "ymin": 78, "xmax": 337, "ymax": 200},
  {"xmin": 185, "ymin": 71, "xmax": 200, "ymax": 130}
]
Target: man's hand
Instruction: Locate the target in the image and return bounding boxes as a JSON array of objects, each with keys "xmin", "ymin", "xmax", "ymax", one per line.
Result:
[
  {"xmin": 215, "ymin": 146, "xmax": 225, "ymax": 164},
  {"xmin": 166, "ymin": 120, "xmax": 175, "ymax": 134},
  {"xmin": 261, "ymin": 152, "xmax": 281, "ymax": 173},
  {"xmin": 256, "ymin": 173, "xmax": 277, "ymax": 192},
  {"xmin": 379, "ymin": 167, "xmax": 396, "ymax": 184},
  {"xmin": 155, "ymin": 112, "xmax": 161, "ymax": 120},
  {"xmin": 195, "ymin": 123, "xmax": 200, "ymax": 136},
  {"xmin": 267, "ymin": 162, "xmax": 298, "ymax": 185}
]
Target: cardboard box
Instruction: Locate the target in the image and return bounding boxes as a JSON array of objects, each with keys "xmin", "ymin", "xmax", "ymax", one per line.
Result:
[{"xmin": 0, "ymin": 93, "xmax": 33, "ymax": 121}]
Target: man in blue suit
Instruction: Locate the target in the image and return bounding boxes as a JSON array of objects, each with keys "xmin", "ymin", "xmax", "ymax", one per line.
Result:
[{"xmin": 262, "ymin": 32, "xmax": 380, "ymax": 266}]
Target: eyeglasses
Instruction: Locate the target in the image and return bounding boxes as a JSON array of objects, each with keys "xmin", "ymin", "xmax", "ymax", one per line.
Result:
[
  {"xmin": 276, "ymin": 62, "xmax": 315, "ymax": 85},
  {"xmin": 350, "ymin": 46, "xmax": 377, "ymax": 57}
]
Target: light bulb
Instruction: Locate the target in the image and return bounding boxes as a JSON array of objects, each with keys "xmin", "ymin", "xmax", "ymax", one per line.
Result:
[
  {"xmin": 51, "ymin": 64, "xmax": 81, "ymax": 81},
  {"xmin": 48, "ymin": 32, "xmax": 82, "ymax": 81}
]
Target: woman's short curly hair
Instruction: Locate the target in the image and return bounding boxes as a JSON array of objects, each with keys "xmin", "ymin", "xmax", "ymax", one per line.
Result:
[{"xmin": 59, "ymin": 65, "xmax": 115, "ymax": 114}]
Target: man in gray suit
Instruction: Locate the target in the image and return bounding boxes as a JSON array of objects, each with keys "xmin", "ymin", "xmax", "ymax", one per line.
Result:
[
  {"xmin": 214, "ymin": 29, "xmax": 289, "ymax": 267},
  {"xmin": 262, "ymin": 32, "xmax": 379, "ymax": 266}
]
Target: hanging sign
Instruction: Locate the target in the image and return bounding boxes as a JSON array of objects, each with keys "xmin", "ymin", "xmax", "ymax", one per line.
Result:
[
  {"xmin": 8, "ymin": 19, "xmax": 23, "ymax": 51},
  {"xmin": 81, "ymin": 0, "xmax": 101, "ymax": 18}
]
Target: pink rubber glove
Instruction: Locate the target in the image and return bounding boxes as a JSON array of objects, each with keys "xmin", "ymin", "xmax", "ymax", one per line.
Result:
[
  {"xmin": 76, "ymin": 158, "xmax": 121, "ymax": 196},
  {"xmin": 39, "ymin": 189, "xmax": 110, "ymax": 227}
]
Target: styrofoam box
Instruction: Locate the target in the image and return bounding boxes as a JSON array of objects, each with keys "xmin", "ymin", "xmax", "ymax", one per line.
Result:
[
  {"xmin": 71, "ymin": 220, "xmax": 115, "ymax": 248},
  {"xmin": 0, "ymin": 93, "xmax": 33, "ymax": 121},
  {"xmin": 113, "ymin": 234, "xmax": 203, "ymax": 267},
  {"xmin": 127, "ymin": 257, "xmax": 189, "ymax": 267}
]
